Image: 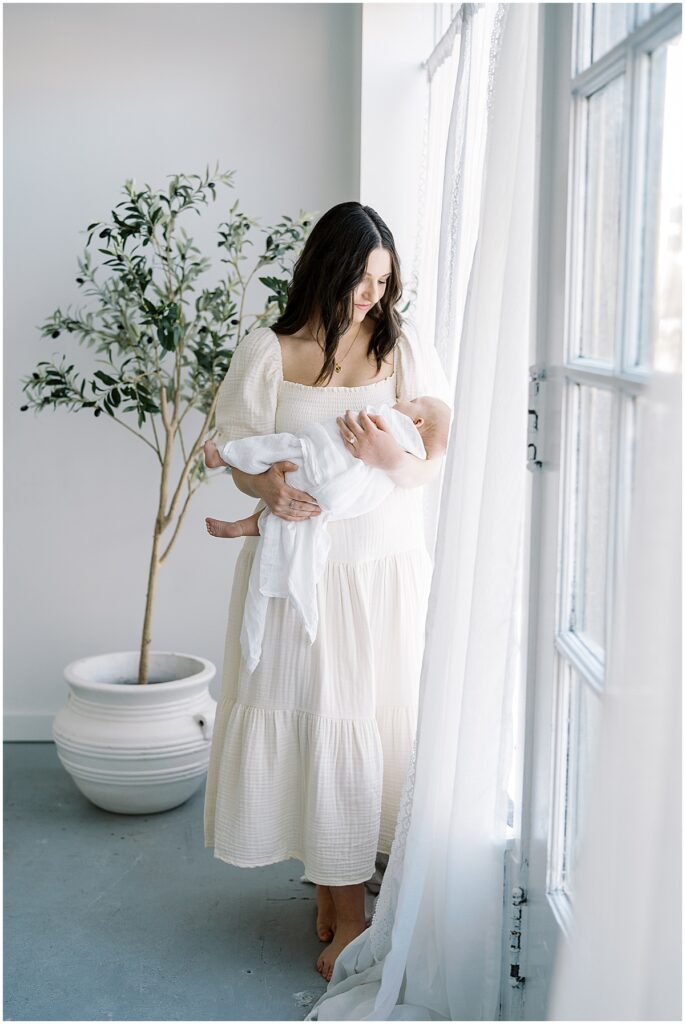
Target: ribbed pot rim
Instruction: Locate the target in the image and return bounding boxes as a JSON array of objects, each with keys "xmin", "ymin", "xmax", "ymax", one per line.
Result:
[{"xmin": 63, "ymin": 650, "xmax": 215, "ymax": 693}]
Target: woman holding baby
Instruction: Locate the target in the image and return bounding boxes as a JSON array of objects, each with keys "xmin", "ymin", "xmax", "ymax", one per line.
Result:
[{"xmin": 203, "ymin": 201, "xmax": 453, "ymax": 982}]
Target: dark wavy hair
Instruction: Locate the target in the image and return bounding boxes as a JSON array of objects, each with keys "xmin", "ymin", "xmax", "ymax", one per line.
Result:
[{"xmin": 270, "ymin": 202, "xmax": 404, "ymax": 387}]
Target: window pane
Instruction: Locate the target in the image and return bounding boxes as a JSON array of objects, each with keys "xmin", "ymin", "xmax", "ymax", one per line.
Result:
[
  {"xmin": 562, "ymin": 665, "xmax": 603, "ymax": 897},
  {"xmin": 573, "ymin": 5, "xmax": 593, "ymax": 75},
  {"xmin": 570, "ymin": 384, "xmax": 614, "ymax": 653},
  {"xmin": 642, "ymin": 34, "xmax": 683, "ymax": 373},
  {"xmin": 635, "ymin": 3, "xmax": 670, "ymax": 29},
  {"xmin": 651, "ymin": 34, "xmax": 679, "ymax": 374},
  {"xmin": 592, "ymin": 3, "xmax": 633, "ymax": 62},
  {"xmin": 578, "ymin": 76, "xmax": 624, "ymax": 363}
]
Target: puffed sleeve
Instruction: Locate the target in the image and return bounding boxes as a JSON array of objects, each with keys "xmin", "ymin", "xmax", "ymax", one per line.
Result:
[
  {"xmin": 395, "ymin": 317, "xmax": 454, "ymax": 415},
  {"xmin": 212, "ymin": 326, "xmax": 281, "ymax": 473}
]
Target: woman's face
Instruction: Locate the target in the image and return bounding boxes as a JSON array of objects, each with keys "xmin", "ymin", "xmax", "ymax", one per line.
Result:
[{"xmin": 351, "ymin": 248, "xmax": 392, "ymax": 322}]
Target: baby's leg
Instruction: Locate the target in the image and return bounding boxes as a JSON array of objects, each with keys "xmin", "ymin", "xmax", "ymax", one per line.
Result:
[{"xmin": 205, "ymin": 509, "xmax": 261, "ymax": 539}]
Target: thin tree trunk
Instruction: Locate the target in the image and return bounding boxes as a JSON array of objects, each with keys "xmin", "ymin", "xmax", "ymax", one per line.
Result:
[
  {"xmin": 138, "ymin": 405, "xmax": 173, "ymax": 685},
  {"xmin": 138, "ymin": 516, "xmax": 163, "ymax": 686},
  {"xmin": 137, "ymin": 389, "xmax": 218, "ymax": 683}
]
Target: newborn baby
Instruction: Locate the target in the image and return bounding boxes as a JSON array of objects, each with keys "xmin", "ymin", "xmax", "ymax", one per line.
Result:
[{"xmin": 203, "ymin": 395, "xmax": 451, "ymax": 673}]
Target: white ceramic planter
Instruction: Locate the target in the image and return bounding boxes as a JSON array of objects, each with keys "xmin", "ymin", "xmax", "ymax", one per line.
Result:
[{"xmin": 52, "ymin": 651, "xmax": 217, "ymax": 814}]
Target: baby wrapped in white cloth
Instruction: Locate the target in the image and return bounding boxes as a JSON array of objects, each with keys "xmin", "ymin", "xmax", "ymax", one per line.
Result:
[{"xmin": 206, "ymin": 396, "xmax": 450, "ymax": 673}]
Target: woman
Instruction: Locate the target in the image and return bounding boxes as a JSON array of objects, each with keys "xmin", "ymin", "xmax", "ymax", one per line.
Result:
[{"xmin": 203, "ymin": 202, "xmax": 453, "ymax": 982}]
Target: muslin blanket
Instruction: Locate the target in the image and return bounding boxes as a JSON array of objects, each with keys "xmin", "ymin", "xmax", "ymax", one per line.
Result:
[{"xmin": 218, "ymin": 402, "xmax": 426, "ymax": 674}]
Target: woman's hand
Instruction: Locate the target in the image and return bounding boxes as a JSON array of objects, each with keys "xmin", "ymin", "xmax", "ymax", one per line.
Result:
[
  {"xmin": 336, "ymin": 410, "xmax": 404, "ymax": 472},
  {"xmin": 253, "ymin": 461, "xmax": 322, "ymax": 523}
]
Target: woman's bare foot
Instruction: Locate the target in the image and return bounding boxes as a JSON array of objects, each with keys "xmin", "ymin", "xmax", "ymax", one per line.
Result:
[
  {"xmin": 315, "ymin": 881, "xmax": 369, "ymax": 982},
  {"xmin": 315, "ymin": 884, "xmax": 337, "ymax": 942},
  {"xmin": 205, "ymin": 511, "xmax": 261, "ymax": 538},
  {"xmin": 316, "ymin": 919, "xmax": 369, "ymax": 982},
  {"xmin": 203, "ymin": 439, "xmax": 227, "ymax": 469}
]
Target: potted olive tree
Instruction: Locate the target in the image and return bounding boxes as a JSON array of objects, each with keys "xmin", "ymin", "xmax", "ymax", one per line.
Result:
[{"xmin": 20, "ymin": 165, "xmax": 314, "ymax": 813}]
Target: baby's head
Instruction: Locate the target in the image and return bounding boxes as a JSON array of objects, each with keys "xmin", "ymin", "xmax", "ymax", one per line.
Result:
[{"xmin": 392, "ymin": 395, "xmax": 452, "ymax": 453}]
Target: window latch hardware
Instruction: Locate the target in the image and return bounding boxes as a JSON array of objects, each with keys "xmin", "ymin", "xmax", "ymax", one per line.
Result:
[
  {"xmin": 509, "ymin": 885, "xmax": 527, "ymax": 987},
  {"xmin": 527, "ymin": 365, "xmax": 546, "ymax": 471}
]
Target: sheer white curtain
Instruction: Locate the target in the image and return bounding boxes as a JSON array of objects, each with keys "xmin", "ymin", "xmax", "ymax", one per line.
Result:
[
  {"xmin": 547, "ymin": 368, "xmax": 682, "ymax": 1021},
  {"xmin": 417, "ymin": 3, "xmax": 504, "ymax": 559},
  {"xmin": 306, "ymin": 4, "xmax": 540, "ymax": 1019},
  {"xmin": 410, "ymin": 4, "xmax": 464, "ymax": 359}
]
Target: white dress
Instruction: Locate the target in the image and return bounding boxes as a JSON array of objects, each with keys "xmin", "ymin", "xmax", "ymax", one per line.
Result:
[
  {"xmin": 203, "ymin": 322, "xmax": 452, "ymax": 885},
  {"xmin": 217, "ymin": 403, "xmax": 427, "ymax": 674}
]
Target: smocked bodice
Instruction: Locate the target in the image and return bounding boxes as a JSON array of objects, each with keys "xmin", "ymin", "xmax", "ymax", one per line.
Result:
[
  {"xmin": 274, "ymin": 370, "xmax": 398, "ymax": 434},
  {"xmin": 272, "ymin": 370, "xmax": 426, "ymax": 563}
]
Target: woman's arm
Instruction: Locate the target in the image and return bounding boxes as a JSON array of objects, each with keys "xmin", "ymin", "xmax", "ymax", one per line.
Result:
[
  {"xmin": 229, "ymin": 462, "xmax": 321, "ymax": 521},
  {"xmin": 384, "ymin": 449, "xmax": 445, "ymax": 489},
  {"xmin": 230, "ymin": 465, "xmax": 263, "ymax": 500},
  {"xmin": 336, "ymin": 409, "xmax": 445, "ymax": 489}
]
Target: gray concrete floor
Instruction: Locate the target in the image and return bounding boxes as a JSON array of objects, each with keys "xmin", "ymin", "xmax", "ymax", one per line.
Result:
[{"xmin": 3, "ymin": 742, "xmax": 381, "ymax": 1021}]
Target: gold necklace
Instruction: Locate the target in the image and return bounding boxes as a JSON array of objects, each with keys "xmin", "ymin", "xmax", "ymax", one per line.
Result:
[{"xmin": 310, "ymin": 319, "xmax": 364, "ymax": 373}]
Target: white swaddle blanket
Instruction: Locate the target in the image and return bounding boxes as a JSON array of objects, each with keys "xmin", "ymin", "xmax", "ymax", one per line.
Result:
[{"xmin": 217, "ymin": 402, "xmax": 426, "ymax": 674}]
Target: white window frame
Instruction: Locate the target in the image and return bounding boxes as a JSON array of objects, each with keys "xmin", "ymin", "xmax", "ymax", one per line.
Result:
[
  {"xmin": 506, "ymin": 6, "xmax": 682, "ymax": 1018},
  {"xmin": 545, "ymin": 0, "xmax": 682, "ymax": 938}
]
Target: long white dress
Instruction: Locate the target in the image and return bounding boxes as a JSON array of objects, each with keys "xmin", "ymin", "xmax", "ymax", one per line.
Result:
[{"xmin": 203, "ymin": 322, "xmax": 452, "ymax": 885}]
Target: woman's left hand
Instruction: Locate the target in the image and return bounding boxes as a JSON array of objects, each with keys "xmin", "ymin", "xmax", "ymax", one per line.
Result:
[{"xmin": 336, "ymin": 410, "xmax": 404, "ymax": 472}]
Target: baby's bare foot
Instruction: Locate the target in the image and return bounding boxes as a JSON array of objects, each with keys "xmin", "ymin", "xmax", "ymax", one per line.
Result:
[
  {"xmin": 206, "ymin": 517, "xmax": 243, "ymax": 538},
  {"xmin": 315, "ymin": 917, "xmax": 369, "ymax": 982},
  {"xmin": 205, "ymin": 512, "xmax": 261, "ymax": 539},
  {"xmin": 203, "ymin": 439, "xmax": 227, "ymax": 469}
]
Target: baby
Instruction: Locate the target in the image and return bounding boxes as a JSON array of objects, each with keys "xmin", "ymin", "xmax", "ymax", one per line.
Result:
[
  {"xmin": 204, "ymin": 396, "xmax": 450, "ymax": 538},
  {"xmin": 203, "ymin": 395, "xmax": 451, "ymax": 673}
]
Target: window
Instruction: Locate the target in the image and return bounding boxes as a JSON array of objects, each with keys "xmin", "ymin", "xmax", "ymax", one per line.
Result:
[{"xmin": 547, "ymin": 3, "xmax": 682, "ymax": 918}]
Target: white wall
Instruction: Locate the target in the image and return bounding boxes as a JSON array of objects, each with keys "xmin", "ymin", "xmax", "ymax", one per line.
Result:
[
  {"xmin": 4, "ymin": 3, "xmax": 362, "ymax": 736},
  {"xmin": 360, "ymin": 3, "xmax": 434, "ymax": 301}
]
